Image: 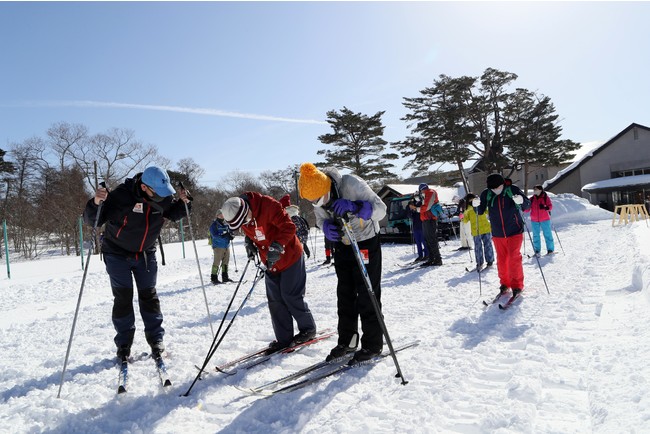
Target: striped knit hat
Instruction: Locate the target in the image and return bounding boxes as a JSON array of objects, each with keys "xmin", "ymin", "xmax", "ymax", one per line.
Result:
[{"xmin": 221, "ymin": 197, "xmax": 250, "ymax": 230}]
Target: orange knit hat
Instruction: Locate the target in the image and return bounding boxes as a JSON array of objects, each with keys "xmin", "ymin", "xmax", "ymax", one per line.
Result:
[{"xmin": 298, "ymin": 163, "xmax": 331, "ymax": 201}]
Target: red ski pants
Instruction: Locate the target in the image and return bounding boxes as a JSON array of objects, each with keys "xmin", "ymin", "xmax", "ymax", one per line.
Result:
[{"xmin": 492, "ymin": 233, "xmax": 524, "ymax": 290}]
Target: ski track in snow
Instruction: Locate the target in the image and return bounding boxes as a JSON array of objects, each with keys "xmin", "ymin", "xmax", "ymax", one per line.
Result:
[{"xmin": 1, "ymin": 195, "xmax": 650, "ymax": 433}]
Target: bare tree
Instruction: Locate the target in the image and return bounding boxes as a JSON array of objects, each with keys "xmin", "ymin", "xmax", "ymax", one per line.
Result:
[
  {"xmin": 46, "ymin": 122, "xmax": 89, "ymax": 171},
  {"xmin": 72, "ymin": 127, "xmax": 161, "ymax": 191},
  {"xmin": 259, "ymin": 166, "xmax": 297, "ymax": 199},
  {"xmin": 221, "ymin": 170, "xmax": 265, "ymax": 196},
  {"xmin": 176, "ymin": 158, "xmax": 205, "ymax": 189}
]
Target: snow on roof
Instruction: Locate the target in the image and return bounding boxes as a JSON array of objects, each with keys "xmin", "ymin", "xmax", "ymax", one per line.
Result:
[
  {"xmin": 385, "ymin": 184, "xmax": 420, "ymax": 195},
  {"xmin": 385, "ymin": 184, "xmax": 464, "ymax": 204},
  {"xmin": 582, "ymin": 174, "xmax": 650, "ymax": 192},
  {"xmin": 544, "ymin": 140, "xmax": 606, "ymax": 188}
]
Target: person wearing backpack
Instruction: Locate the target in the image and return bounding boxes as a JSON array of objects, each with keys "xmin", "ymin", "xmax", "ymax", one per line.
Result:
[
  {"xmin": 415, "ymin": 183, "xmax": 443, "ymax": 267},
  {"xmin": 473, "ymin": 174, "xmax": 531, "ymax": 298}
]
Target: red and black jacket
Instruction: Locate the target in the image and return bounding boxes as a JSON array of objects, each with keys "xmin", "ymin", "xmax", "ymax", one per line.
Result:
[
  {"xmin": 239, "ymin": 191, "xmax": 303, "ymax": 274},
  {"xmin": 83, "ymin": 175, "xmax": 189, "ymax": 258}
]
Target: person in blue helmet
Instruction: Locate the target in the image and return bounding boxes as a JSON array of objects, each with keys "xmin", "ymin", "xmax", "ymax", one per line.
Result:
[{"xmin": 83, "ymin": 166, "xmax": 190, "ymax": 361}]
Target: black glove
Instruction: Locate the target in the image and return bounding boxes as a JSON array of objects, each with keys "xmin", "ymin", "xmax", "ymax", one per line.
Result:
[
  {"xmin": 266, "ymin": 241, "xmax": 284, "ymax": 268},
  {"xmin": 244, "ymin": 236, "xmax": 257, "ymax": 259},
  {"xmin": 539, "ymin": 203, "xmax": 548, "ymax": 210}
]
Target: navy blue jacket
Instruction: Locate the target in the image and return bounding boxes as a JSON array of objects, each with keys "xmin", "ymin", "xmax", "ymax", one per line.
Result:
[
  {"xmin": 209, "ymin": 218, "xmax": 233, "ymax": 249},
  {"xmin": 476, "ymin": 184, "xmax": 531, "ymax": 238},
  {"xmin": 83, "ymin": 174, "xmax": 189, "ymax": 257}
]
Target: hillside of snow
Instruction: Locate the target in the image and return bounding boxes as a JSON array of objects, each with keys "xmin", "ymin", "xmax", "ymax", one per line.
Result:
[{"xmin": 1, "ymin": 194, "xmax": 649, "ymax": 433}]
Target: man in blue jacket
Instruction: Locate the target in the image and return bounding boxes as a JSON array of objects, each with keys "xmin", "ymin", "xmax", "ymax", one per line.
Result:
[
  {"xmin": 473, "ymin": 174, "xmax": 531, "ymax": 298},
  {"xmin": 83, "ymin": 166, "xmax": 190, "ymax": 360}
]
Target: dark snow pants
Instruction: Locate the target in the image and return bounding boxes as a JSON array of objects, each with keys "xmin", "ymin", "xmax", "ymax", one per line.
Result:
[
  {"xmin": 422, "ymin": 219, "xmax": 442, "ymax": 263},
  {"xmin": 333, "ymin": 234, "xmax": 383, "ymax": 353},
  {"xmin": 104, "ymin": 252, "xmax": 164, "ymax": 349},
  {"xmin": 264, "ymin": 255, "xmax": 316, "ymax": 346}
]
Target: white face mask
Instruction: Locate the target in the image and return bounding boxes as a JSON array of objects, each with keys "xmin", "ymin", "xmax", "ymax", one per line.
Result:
[
  {"xmin": 491, "ymin": 185, "xmax": 504, "ymax": 195},
  {"xmin": 311, "ymin": 191, "xmax": 330, "ymax": 208},
  {"xmin": 244, "ymin": 210, "xmax": 253, "ymax": 225}
]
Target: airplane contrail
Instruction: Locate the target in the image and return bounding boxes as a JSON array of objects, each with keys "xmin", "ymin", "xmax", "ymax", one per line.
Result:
[{"xmin": 19, "ymin": 100, "xmax": 328, "ymax": 125}]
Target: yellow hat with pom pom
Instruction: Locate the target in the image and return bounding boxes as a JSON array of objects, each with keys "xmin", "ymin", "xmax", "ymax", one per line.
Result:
[{"xmin": 298, "ymin": 163, "xmax": 331, "ymax": 201}]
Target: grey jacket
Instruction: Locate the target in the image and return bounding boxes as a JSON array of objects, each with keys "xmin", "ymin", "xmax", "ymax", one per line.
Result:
[{"xmin": 313, "ymin": 167, "xmax": 386, "ymax": 244}]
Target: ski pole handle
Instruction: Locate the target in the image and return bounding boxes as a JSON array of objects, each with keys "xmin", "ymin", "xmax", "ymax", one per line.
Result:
[{"xmin": 177, "ymin": 181, "xmax": 194, "ymax": 202}]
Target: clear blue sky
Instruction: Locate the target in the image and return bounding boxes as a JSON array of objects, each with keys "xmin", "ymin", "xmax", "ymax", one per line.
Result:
[{"xmin": 1, "ymin": 2, "xmax": 649, "ymax": 185}]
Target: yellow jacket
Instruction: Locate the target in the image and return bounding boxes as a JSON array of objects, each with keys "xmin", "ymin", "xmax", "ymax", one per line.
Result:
[{"xmin": 462, "ymin": 205, "xmax": 492, "ymax": 236}]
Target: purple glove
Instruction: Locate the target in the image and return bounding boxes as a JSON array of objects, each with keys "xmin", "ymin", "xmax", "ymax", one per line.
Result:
[
  {"xmin": 331, "ymin": 199, "xmax": 358, "ymax": 217},
  {"xmin": 322, "ymin": 219, "xmax": 342, "ymax": 242},
  {"xmin": 354, "ymin": 200, "xmax": 373, "ymax": 220}
]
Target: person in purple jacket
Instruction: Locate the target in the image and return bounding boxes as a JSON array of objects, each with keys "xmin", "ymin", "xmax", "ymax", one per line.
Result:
[{"xmin": 525, "ymin": 184, "xmax": 555, "ymax": 256}]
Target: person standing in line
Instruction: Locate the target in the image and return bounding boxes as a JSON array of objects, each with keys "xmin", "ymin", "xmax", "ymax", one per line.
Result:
[
  {"xmin": 408, "ymin": 198, "xmax": 428, "ymax": 262},
  {"xmin": 209, "ymin": 210, "xmax": 235, "ymax": 284},
  {"xmin": 525, "ymin": 184, "xmax": 555, "ymax": 256},
  {"xmin": 279, "ymin": 194, "xmax": 311, "ymax": 259},
  {"xmin": 83, "ymin": 166, "xmax": 190, "ymax": 360},
  {"xmin": 221, "ymin": 192, "xmax": 317, "ymax": 354},
  {"xmin": 415, "ymin": 183, "xmax": 443, "ymax": 267},
  {"xmin": 322, "ymin": 237, "xmax": 335, "ymax": 265},
  {"xmin": 473, "ymin": 174, "xmax": 531, "ymax": 298},
  {"xmin": 298, "ymin": 162, "xmax": 387, "ymax": 363},
  {"xmin": 462, "ymin": 193, "xmax": 495, "ymax": 270},
  {"xmin": 455, "ymin": 195, "xmax": 472, "ymax": 251}
]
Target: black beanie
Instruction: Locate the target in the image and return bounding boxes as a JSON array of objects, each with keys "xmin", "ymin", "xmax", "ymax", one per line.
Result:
[{"xmin": 486, "ymin": 173, "xmax": 505, "ymax": 189}]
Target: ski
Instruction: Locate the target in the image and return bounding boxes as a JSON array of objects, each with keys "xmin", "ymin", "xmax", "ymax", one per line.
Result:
[
  {"xmin": 242, "ymin": 354, "xmax": 355, "ymax": 394},
  {"xmin": 117, "ymin": 357, "xmax": 128, "ymax": 394},
  {"xmin": 235, "ymin": 330, "xmax": 336, "ymax": 372},
  {"xmin": 250, "ymin": 341, "xmax": 420, "ymax": 396},
  {"xmin": 153, "ymin": 353, "xmax": 172, "ymax": 387},
  {"xmin": 482, "ymin": 290, "xmax": 508, "ymax": 307},
  {"xmin": 393, "ymin": 263, "xmax": 423, "ymax": 272},
  {"xmin": 200, "ymin": 329, "xmax": 336, "ymax": 376},
  {"xmin": 466, "ymin": 266, "xmax": 486, "ymax": 273},
  {"xmin": 499, "ymin": 293, "xmax": 522, "ymax": 310}
]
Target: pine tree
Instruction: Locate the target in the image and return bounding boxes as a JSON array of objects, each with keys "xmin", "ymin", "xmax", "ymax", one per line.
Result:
[
  {"xmin": 396, "ymin": 74, "xmax": 476, "ymax": 192},
  {"xmin": 398, "ymin": 67, "xmax": 578, "ymax": 183},
  {"xmin": 317, "ymin": 107, "xmax": 398, "ymax": 182},
  {"xmin": 504, "ymin": 89, "xmax": 580, "ymax": 191}
]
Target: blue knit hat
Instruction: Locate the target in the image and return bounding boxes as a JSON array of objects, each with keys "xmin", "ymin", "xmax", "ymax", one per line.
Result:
[
  {"xmin": 418, "ymin": 183, "xmax": 429, "ymax": 191},
  {"xmin": 141, "ymin": 166, "xmax": 176, "ymax": 197}
]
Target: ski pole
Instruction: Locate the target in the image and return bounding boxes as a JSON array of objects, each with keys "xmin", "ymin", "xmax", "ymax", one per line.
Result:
[
  {"xmin": 409, "ymin": 216, "xmax": 415, "ymax": 256},
  {"xmin": 518, "ymin": 208, "xmax": 550, "ymax": 295},
  {"xmin": 311, "ymin": 227, "xmax": 318, "ymax": 262},
  {"xmin": 338, "ymin": 214, "xmax": 409, "ymax": 385},
  {"xmin": 184, "ymin": 257, "xmax": 265, "ymax": 396},
  {"xmin": 57, "ymin": 182, "xmax": 106, "ymax": 398},
  {"xmin": 231, "ymin": 238, "xmax": 238, "ymax": 272},
  {"xmin": 475, "ymin": 210, "xmax": 482, "ymax": 296},
  {"xmin": 549, "ymin": 212, "xmax": 565, "ymax": 255},
  {"xmin": 465, "ymin": 220, "xmax": 473, "ymax": 263},
  {"xmin": 178, "ymin": 182, "xmax": 214, "ymax": 338}
]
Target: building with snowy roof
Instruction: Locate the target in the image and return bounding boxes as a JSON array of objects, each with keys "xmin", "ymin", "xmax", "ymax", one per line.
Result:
[{"xmin": 544, "ymin": 123, "xmax": 650, "ymax": 211}]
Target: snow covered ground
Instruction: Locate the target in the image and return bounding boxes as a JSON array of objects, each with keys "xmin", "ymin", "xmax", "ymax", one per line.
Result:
[{"xmin": 2, "ymin": 193, "xmax": 649, "ymax": 433}]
